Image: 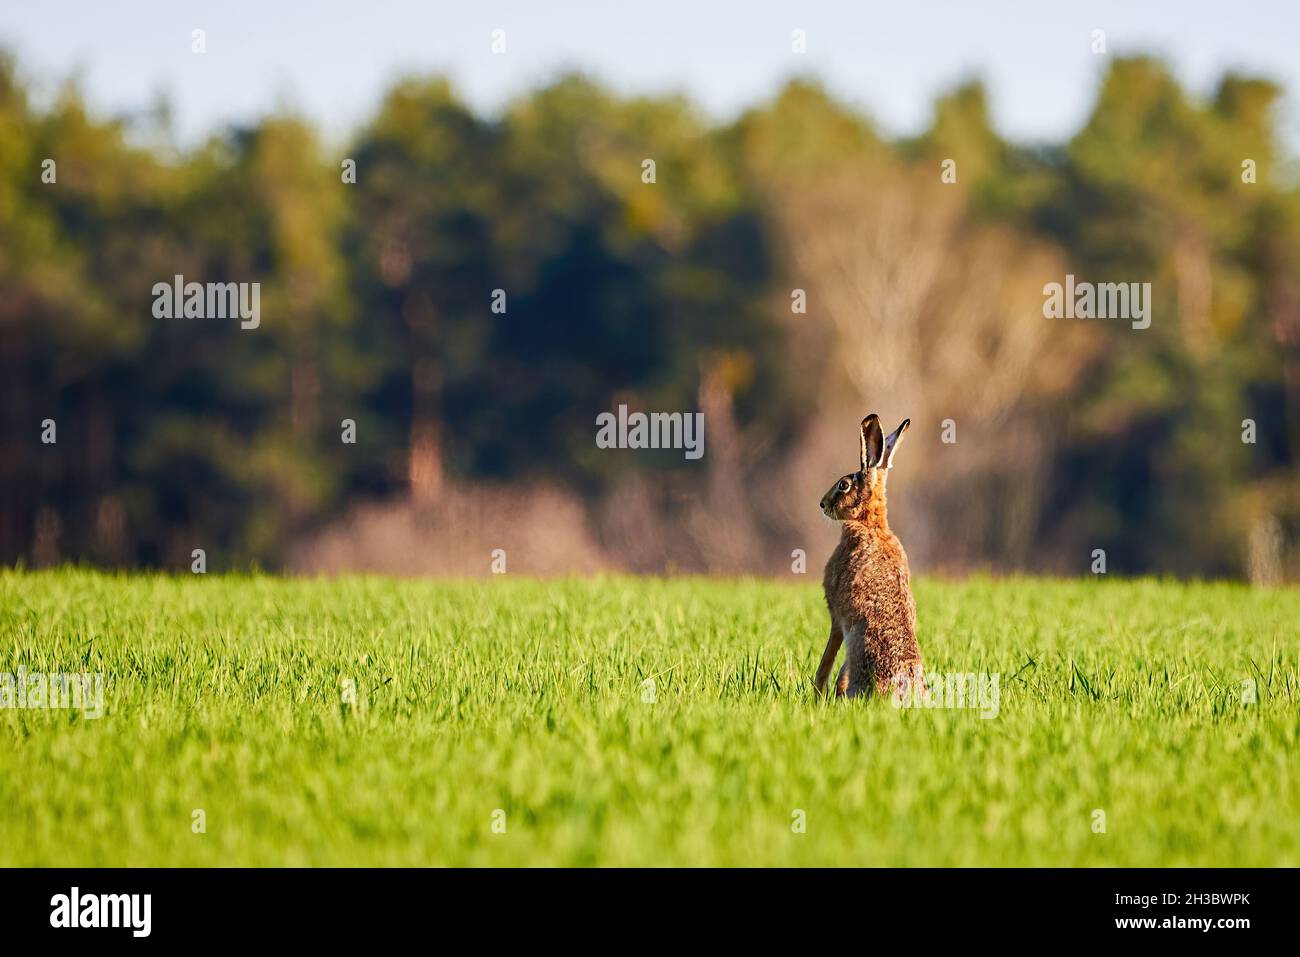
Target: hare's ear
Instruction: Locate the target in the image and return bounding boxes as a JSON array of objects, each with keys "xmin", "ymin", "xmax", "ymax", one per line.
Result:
[
  {"xmin": 860, "ymin": 414, "xmax": 884, "ymax": 470},
  {"xmin": 882, "ymin": 418, "xmax": 911, "ymax": 468}
]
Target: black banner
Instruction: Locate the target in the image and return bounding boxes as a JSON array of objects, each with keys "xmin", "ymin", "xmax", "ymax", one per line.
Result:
[{"xmin": 0, "ymin": 867, "xmax": 1289, "ymax": 944}]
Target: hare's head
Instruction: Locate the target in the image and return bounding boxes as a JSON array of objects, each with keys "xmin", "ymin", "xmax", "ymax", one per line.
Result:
[{"xmin": 819, "ymin": 414, "xmax": 910, "ymax": 521}]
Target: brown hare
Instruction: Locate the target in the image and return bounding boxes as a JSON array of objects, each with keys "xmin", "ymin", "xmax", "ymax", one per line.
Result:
[{"xmin": 813, "ymin": 414, "xmax": 924, "ymax": 700}]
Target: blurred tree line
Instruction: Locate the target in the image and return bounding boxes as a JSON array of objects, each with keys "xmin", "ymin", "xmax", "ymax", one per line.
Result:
[{"xmin": 1, "ymin": 52, "xmax": 1297, "ymax": 580}]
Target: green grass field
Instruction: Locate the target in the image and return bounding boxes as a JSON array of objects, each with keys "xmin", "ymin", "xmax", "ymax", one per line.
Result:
[{"xmin": 1, "ymin": 569, "xmax": 1296, "ymax": 866}]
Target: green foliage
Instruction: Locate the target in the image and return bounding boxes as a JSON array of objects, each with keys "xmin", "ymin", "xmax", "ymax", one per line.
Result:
[
  {"xmin": 1035, "ymin": 59, "xmax": 1300, "ymax": 576},
  {"xmin": 1, "ymin": 54, "xmax": 1298, "ymax": 576}
]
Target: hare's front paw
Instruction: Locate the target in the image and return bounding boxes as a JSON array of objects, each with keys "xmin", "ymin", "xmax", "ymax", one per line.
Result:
[{"xmin": 834, "ymin": 663, "xmax": 850, "ymax": 698}]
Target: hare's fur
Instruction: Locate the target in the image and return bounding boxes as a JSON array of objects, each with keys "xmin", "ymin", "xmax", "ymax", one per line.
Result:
[{"xmin": 814, "ymin": 414, "xmax": 924, "ymax": 699}]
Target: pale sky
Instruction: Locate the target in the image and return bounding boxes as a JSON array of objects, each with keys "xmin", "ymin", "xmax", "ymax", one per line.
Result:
[{"xmin": 2, "ymin": 0, "xmax": 1298, "ymax": 148}]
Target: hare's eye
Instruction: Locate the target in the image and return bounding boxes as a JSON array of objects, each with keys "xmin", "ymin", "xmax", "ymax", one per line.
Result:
[{"xmin": 839, "ymin": 479, "xmax": 851, "ymax": 492}]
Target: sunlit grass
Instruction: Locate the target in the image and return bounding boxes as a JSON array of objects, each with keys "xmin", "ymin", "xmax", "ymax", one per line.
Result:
[{"xmin": 1, "ymin": 569, "xmax": 1296, "ymax": 866}]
